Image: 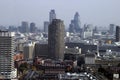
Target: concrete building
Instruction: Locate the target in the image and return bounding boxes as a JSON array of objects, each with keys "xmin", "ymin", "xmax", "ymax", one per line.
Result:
[
  {"xmin": 116, "ymin": 26, "xmax": 120, "ymax": 42},
  {"xmin": 48, "ymin": 19, "xmax": 65, "ymax": 60},
  {"xmin": 23, "ymin": 42, "xmax": 35, "ymax": 59},
  {"xmin": 85, "ymin": 54, "xmax": 95, "ymax": 64},
  {"xmin": 44, "ymin": 21, "xmax": 49, "ymax": 33},
  {"xmin": 49, "ymin": 9, "xmax": 56, "ymax": 23},
  {"xmin": 0, "ymin": 31, "xmax": 17, "ymax": 79}
]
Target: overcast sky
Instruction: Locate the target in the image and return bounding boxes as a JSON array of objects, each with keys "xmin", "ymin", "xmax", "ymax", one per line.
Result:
[{"xmin": 0, "ymin": 0, "xmax": 120, "ymax": 28}]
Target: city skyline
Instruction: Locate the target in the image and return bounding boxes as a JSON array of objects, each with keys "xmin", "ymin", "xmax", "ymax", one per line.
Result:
[{"xmin": 0, "ymin": 0, "xmax": 120, "ymax": 28}]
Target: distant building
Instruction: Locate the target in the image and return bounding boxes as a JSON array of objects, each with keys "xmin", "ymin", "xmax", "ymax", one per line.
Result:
[
  {"xmin": 115, "ymin": 26, "xmax": 120, "ymax": 42},
  {"xmin": 65, "ymin": 42, "xmax": 97, "ymax": 54},
  {"xmin": 74, "ymin": 12, "xmax": 81, "ymax": 32},
  {"xmin": 44, "ymin": 21, "xmax": 49, "ymax": 33},
  {"xmin": 21, "ymin": 21, "xmax": 29, "ymax": 33},
  {"xmin": 30, "ymin": 22, "xmax": 36, "ymax": 33},
  {"xmin": 109, "ymin": 24, "xmax": 115, "ymax": 35},
  {"xmin": 49, "ymin": 9, "xmax": 56, "ymax": 23},
  {"xmin": 83, "ymin": 24, "xmax": 93, "ymax": 39},
  {"xmin": 0, "ymin": 31, "xmax": 17, "ymax": 79},
  {"xmin": 93, "ymin": 26, "xmax": 98, "ymax": 34},
  {"xmin": 69, "ymin": 12, "xmax": 81, "ymax": 33},
  {"xmin": 69, "ymin": 20, "xmax": 75, "ymax": 33},
  {"xmin": 8, "ymin": 26, "xmax": 17, "ymax": 32},
  {"xmin": 48, "ymin": 19, "xmax": 65, "ymax": 59}
]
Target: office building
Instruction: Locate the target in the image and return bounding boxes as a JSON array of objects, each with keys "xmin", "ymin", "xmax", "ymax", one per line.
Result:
[
  {"xmin": 30, "ymin": 22, "xmax": 36, "ymax": 33},
  {"xmin": 69, "ymin": 12, "xmax": 81, "ymax": 33},
  {"xmin": 116, "ymin": 26, "xmax": 120, "ymax": 42},
  {"xmin": 49, "ymin": 9, "xmax": 56, "ymax": 23},
  {"xmin": 48, "ymin": 19, "xmax": 65, "ymax": 59},
  {"xmin": 74, "ymin": 12, "xmax": 81, "ymax": 31},
  {"xmin": 21, "ymin": 21, "xmax": 29, "ymax": 33},
  {"xmin": 44, "ymin": 21, "xmax": 49, "ymax": 33},
  {"xmin": 0, "ymin": 31, "xmax": 16, "ymax": 79}
]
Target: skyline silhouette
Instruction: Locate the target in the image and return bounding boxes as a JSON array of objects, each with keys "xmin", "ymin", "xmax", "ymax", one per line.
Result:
[{"xmin": 0, "ymin": 0, "xmax": 120, "ymax": 27}]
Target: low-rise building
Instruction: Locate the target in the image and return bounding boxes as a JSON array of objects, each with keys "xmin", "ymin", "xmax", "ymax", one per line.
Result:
[{"xmin": 85, "ymin": 54, "xmax": 95, "ymax": 64}]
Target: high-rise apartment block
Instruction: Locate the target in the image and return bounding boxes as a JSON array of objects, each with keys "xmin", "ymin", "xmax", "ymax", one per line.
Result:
[
  {"xmin": 49, "ymin": 9, "xmax": 56, "ymax": 23},
  {"xmin": 0, "ymin": 31, "xmax": 16, "ymax": 79},
  {"xmin": 48, "ymin": 19, "xmax": 65, "ymax": 60}
]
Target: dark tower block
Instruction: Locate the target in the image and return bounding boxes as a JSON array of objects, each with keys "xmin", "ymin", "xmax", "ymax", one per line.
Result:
[{"xmin": 48, "ymin": 19, "xmax": 65, "ymax": 60}]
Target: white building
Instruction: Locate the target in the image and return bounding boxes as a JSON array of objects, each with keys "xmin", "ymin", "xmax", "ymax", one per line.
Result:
[
  {"xmin": 0, "ymin": 31, "xmax": 17, "ymax": 79},
  {"xmin": 83, "ymin": 24, "xmax": 93, "ymax": 39}
]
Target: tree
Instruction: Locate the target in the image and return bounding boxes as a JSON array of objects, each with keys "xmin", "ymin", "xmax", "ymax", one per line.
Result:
[{"xmin": 19, "ymin": 62, "xmax": 29, "ymax": 74}]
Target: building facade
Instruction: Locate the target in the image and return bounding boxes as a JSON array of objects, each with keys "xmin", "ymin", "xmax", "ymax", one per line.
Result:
[
  {"xmin": 49, "ymin": 9, "xmax": 56, "ymax": 23},
  {"xmin": 0, "ymin": 31, "xmax": 16, "ymax": 79},
  {"xmin": 48, "ymin": 19, "xmax": 65, "ymax": 60}
]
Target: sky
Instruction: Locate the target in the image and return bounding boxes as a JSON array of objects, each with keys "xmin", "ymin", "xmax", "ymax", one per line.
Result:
[{"xmin": 0, "ymin": 0, "xmax": 120, "ymax": 28}]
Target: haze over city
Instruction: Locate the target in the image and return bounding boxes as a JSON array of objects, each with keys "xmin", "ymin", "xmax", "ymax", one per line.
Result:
[{"xmin": 0, "ymin": 0, "xmax": 120, "ymax": 28}]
